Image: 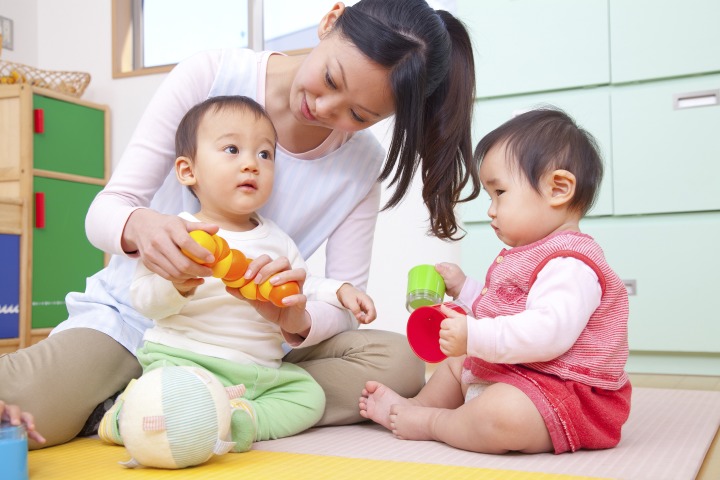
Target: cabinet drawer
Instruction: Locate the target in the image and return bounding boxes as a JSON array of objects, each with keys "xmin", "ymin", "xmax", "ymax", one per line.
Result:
[
  {"xmin": 462, "ymin": 88, "xmax": 613, "ymax": 223},
  {"xmin": 457, "ymin": 0, "xmax": 609, "ymax": 98},
  {"xmin": 0, "ymin": 234, "xmax": 20, "ymax": 339},
  {"xmin": 610, "ymin": 0, "xmax": 720, "ymax": 83},
  {"xmin": 33, "ymin": 95, "xmax": 105, "ymax": 179},
  {"xmin": 611, "ymin": 74, "xmax": 720, "ymax": 215},
  {"xmin": 31, "ymin": 177, "xmax": 104, "ymax": 329},
  {"xmin": 582, "ymin": 213, "xmax": 720, "ymax": 354}
]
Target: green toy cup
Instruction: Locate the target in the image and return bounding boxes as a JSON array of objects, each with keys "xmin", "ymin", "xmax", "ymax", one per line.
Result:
[{"xmin": 406, "ymin": 264, "xmax": 446, "ymax": 312}]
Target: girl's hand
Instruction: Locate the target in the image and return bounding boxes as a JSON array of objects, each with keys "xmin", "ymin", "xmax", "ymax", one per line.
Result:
[
  {"xmin": 438, "ymin": 304, "xmax": 468, "ymax": 357},
  {"xmin": 337, "ymin": 284, "xmax": 377, "ymax": 324},
  {"xmin": 0, "ymin": 401, "xmax": 46, "ymax": 444},
  {"xmin": 122, "ymin": 209, "xmax": 217, "ymax": 282},
  {"xmin": 435, "ymin": 262, "xmax": 467, "ymax": 298}
]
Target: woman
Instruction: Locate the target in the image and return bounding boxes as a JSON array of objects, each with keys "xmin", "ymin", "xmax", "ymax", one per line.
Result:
[{"xmin": 0, "ymin": 0, "xmax": 479, "ymax": 448}]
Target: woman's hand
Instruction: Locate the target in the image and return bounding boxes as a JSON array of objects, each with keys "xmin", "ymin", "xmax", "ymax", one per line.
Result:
[
  {"xmin": 227, "ymin": 256, "xmax": 311, "ymax": 336},
  {"xmin": 122, "ymin": 209, "xmax": 218, "ymax": 282},
  {"xmin": 435, "ymin": 262, "xmax": 467, "ymax": 299},
  {"xmin": 438, "ymin": 304, "xmax": 468, "ymax": 357}
]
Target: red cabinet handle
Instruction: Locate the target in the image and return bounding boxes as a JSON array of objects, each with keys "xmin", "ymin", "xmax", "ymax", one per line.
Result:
[
  {"xmin": 34, "ymin": 109, "xmax": 45, "ymax": 133},
  {"xmin": 35, "ymin": 192, "xmax": 46, "ymax": 229}
]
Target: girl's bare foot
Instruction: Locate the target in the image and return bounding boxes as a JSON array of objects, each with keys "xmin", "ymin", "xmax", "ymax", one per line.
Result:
[
  {"xmin": 359, "ymin": 381, "xmax": 416, "ymax": 430},
  {"xmin": 389, "ymin": 404, "xmax": 440, "ymax": 441}
]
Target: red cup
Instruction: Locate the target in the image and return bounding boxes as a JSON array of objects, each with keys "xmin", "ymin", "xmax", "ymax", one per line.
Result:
[{"xmin": 406, "ymin": 302, "xmax": 466, "ymax": 363}]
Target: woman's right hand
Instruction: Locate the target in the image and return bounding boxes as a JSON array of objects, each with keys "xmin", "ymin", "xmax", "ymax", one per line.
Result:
[{"xmin": 122, "ymin": 209, "xmax": 218, "ymax": 282}]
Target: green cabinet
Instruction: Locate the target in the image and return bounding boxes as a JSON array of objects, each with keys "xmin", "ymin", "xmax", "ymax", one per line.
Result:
[
  {"xmin": 609, "ymin": 0, "xmax": 720, "ymax": 83},
  {"xmin": 0, "ymin": 85, "xmax": 108, "ymax": 351},
  {"xmin": 611, "ymin": 74, "xmax": 720, "ymax": 215},
  {"xmin": 457, "ymin": 0, "xmax": 609, "ymax": 98},
  {"xmin": 31, "ymin": 178, "xmax": 104, "ymax": 329}
]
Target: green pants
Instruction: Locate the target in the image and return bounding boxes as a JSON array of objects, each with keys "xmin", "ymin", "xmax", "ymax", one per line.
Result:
[{"xmin": 137, "ymin": 342, "xmax": 326, "ymax": 441}]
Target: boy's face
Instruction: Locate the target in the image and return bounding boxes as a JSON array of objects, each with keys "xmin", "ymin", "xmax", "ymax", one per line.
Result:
[
  {"xmin": 185, "ymin": 107, "xmax": 277, "ymax": 220},
  {"xmin": 479, "ymin": 143, "xmax": 561, "ymax": 248}
]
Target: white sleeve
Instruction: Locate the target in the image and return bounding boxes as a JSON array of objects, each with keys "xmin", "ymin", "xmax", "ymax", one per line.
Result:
[
  {"xmin": 289, "ymin": 183, "xmax": 381, "ymax": 347},
  {"xmin": 85, "ymin": 50, "xmax": 222, "ymax": 256},
  {"xmin": 456, "ymin": 275, "xmax": 484, "ymax": 311},
  {"xmin": 130, "ymin": 262, "xmax": 190, "ymax": 320},
  {"xmin": 466, "ymin": 257, "xmax": 602, "ymax": 364}
]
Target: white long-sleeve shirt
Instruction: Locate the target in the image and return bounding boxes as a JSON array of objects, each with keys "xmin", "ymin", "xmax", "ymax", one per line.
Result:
[{"xmin": 53, "ymin": 49, "xmax": 385, "ymax": 354}]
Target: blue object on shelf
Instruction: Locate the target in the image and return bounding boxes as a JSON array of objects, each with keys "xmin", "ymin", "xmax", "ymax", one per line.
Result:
[{"xmin": 0, "ymin": 234, "xmax": 20, "ymax": 339}]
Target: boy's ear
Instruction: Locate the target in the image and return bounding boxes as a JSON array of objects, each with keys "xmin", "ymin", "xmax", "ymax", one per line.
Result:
[
  {"xmin": 175, "ymin": 156, "xmax": 197, "ymax": 187},
  {"xmin": 545, "ymin": 169, "xmax": 576, "ymax": 207},
  {"xmin": 318, "ymin": 2, "xmax": 345, "ymax": 39}
]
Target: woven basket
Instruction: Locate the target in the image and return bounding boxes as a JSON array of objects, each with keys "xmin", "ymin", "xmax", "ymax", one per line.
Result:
[{"xmin": 0, "ymin": 60, "xmax": 91, "ymax": 97}]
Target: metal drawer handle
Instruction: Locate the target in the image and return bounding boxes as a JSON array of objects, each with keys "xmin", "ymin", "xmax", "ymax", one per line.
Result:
[{"xmin": 673, "ymin": 89, "xmax": 719, "ymax": 110}]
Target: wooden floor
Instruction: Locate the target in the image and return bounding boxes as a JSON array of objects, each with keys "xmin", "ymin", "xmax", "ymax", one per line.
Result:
[{"xmin": 425, "ymin": 365, "xmax": 720, "ymax": 480}]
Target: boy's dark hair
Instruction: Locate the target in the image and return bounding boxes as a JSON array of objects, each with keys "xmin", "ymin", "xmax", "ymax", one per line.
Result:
[
  {"xmin": 175, "ymin": 95, "xmax": 277, "ymax": 159},
  {"xmin": 474, "ymin": 107, "xmax": 604, "ymax": 215}
]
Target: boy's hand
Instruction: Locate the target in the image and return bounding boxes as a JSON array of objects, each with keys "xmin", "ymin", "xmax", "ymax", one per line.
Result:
[
  {"xmin": 435, "ymin": 262, "xmax": 467, "ymax": 298},
  {"xmin": 172, "ymin": 277, "xmax": 205, "ymax": 296},
  {"xmin": 337, "ymin": 284, "xmax": 377, "ymax": 324},
  {"xmin": 438, "ymin": 304, "xmax": 468, "ymax": 357}
]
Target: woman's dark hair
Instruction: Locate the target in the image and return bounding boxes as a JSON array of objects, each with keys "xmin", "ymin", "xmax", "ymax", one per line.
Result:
[
  {"xmin": 474, "ymin": 107, "xmax": 604, "ymax": 215},
  {"xmin": 175, "ymin": 95, "xmax": 277, "ymax": 159},
  {"xmin": 335, "ymin": 0, "xmax": 479, "ymax": 240}
]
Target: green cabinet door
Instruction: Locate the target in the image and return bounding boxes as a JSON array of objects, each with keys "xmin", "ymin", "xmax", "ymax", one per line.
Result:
[
  {"xmin": 611, "ymin": 74, "xmax": 720, "ymax": 215},
  {"xmin": 31, "ymin": 177, "xmax": 104, "ymax": 329},
  {"xmin": 610, "ymin": 0, "xmax": 720, "ymax": 83},
  {"xmin": 33, "ymin": 95, "xmax": 105, "ymax": 179},
  {"xmin": 457, "ymin": 0, "xmax": 610, "ymax": 98}
]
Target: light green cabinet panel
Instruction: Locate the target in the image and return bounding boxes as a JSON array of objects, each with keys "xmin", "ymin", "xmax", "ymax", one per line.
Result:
[
  {"xmin": 461, "ymin": 88, "xmax": 613, "ymax": 224},
  {"xmin": 611, "ymin": 74, "xmax": 720, "ymax": 215},
  {"xmin": 581, "ymin": 213, "xmax": 720, "ymax": 355},
  {"xmin": 610, "ymin": 0, "xmax": 720, "ymax": 84},
  {"xmin": 457, "ymin": 0, "xmax": 609, "ymax": 98}
]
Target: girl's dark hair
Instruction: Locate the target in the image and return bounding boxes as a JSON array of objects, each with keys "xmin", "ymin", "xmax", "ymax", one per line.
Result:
[
  {"xmin": 175, "ymin": 95, "xmax": 277, "ymax": 159},
  {"xmin": 335, "ymin": 0, "xmax": 479, "ymax": 240},
  {"xmin": 474, "ymin": 107, "xmax": 604, "ymax": 215}
]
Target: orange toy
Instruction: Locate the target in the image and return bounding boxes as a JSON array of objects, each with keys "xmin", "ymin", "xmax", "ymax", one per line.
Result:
[{"xmin": 181, "ymin": 230, "xmax": 300, "ymax": 308}]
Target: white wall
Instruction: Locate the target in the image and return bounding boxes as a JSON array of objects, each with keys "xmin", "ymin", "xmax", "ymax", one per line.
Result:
[{"xmin": 0, "ymin": 0, "xmax": 461, "ymax": 334}]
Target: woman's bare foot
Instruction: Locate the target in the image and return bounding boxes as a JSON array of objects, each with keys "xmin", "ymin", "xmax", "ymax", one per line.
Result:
[
  {"xmin": 389, "ymin": 404, "xmax": 441, "ymax": 441},
  {"xmin": 359, "ymin": 381, "xmax": 416, "ymax": 430}
]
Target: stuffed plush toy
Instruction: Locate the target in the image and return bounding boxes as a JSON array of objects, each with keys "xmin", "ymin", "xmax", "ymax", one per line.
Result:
[{"xmin": 118, "ymin": 365, "xmax": 245, "ymax": 469}]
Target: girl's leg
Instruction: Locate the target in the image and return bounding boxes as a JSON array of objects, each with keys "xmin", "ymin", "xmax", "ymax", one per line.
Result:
[
  {"xmin": 359, "ymin": 356, "xmax": 466, "ymax": 429},
  {"xmin": 283, "ymin": 329, "xmax": 425, "ymax": 426},
  {"xmin": 391, "ymin": 382, "xmax": 553, "ymax": 454},
  {"xmin": 0, "ymin": 328, "xmax": 141, "ymax": 449}
]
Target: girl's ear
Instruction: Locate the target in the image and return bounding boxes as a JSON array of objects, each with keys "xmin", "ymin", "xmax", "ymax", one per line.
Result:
[
  {"xmin": 546, "ymin": 169, "xmax": 576, "ymax": 207},
  {"xmin": 318, "ymin": 2, "xmax": 346, "ymax": 39},
  {"xmin": 175, "ymin": 156, "xmax": 197, "ymax": 187}
]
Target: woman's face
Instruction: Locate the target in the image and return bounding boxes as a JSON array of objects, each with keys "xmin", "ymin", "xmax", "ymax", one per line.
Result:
[{"xmin": 290, "ymin": 32, "xmax": 395, "ymax": 133}]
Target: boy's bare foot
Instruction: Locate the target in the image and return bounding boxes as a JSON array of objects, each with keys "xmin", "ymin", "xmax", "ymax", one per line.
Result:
[{"xmin": 359, "ymin": 381, "xmax": 416, "ymax": 430}]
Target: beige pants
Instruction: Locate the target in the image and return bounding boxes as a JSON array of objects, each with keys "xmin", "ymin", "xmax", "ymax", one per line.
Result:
[{"xmin": 0, "ymin": 328, "xmax": 424, "ymax": 449}]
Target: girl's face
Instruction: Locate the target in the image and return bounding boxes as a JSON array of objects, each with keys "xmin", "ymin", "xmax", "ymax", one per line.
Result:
[
  {"xmin": 479, "ymin": 143, "xmax": 562, "ymax": 248},
  {"xmin": 290, "ymin": 7, "xmax": 395, "ymax": 132},
  {"xmin": 177, "ymin": 108, "xmax": 277, "ymax": 229}
]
